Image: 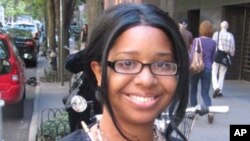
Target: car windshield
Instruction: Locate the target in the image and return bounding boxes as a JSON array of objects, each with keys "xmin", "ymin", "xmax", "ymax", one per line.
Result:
[{"xmin": 8, "ymin": 28, "xmax": 33, "ymax": 39}]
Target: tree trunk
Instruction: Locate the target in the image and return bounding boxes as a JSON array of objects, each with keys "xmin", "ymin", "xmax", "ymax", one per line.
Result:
[
  {"xmin": 47, "ymin": 0, "xmax": 56, "ymax": 51},
  {"xmin": 46, "ymin": 0, "xmax": 77, "ymax": 73},
  {"xmin": 63, "ymin": 0, "xmax": 76, "ymax": 59},
  {"xmin": 47, "ymin": 0, "xmax": 57, "ymax": 70},
  {"xmin": 54, "ymin": 0, "xmax": 61, "ymax": 72},
  {"xmin": 86, "ymin": 0, "xmax": 104, "ymax": 38}
]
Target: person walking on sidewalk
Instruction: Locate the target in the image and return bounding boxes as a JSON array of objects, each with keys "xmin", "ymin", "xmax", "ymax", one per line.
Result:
[
  {"xmin": 212, "ymin": 21, "xmax": 235, "ymax": 98},
  {"xmin": 60, "ymin": 3, "xmax": 190, "ymax": 141},
  {"xmin": 179, "ymin": 19, "xmax": 193, "ymax": 53},
  {"xmin": 189, "ymin": 20, "xmax": 216, "ymax": 124}
]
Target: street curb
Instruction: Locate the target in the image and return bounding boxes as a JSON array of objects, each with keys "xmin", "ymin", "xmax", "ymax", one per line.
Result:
[{"xmin": 28, "ymin": 68, "xmax": 41, "ymax": 141}]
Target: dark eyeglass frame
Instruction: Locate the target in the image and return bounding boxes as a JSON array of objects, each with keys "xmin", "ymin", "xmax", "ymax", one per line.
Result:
[{"xmin": 107, "ymin": 60, "xmax": 178, "ymax": 76}]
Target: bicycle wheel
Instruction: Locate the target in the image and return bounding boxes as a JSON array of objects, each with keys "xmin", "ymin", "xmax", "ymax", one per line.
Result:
[{"xmin": 178, "ymin": 114, "xmax": 196, "ymax": 140}]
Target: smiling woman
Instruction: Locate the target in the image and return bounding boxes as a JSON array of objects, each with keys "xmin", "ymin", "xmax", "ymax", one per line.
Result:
[{"xmin": 60, "ymin": 3, "xmax": 189, "ymax": 141}]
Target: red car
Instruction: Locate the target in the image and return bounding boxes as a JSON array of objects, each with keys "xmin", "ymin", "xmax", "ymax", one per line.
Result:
[{"xmin": 0, "ymin": 33, "xmax": 26, "ymax": 118}]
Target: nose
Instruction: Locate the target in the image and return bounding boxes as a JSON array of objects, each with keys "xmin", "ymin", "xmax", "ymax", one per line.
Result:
[{"xmin": 133, "ymin": 66, "xmax": 157, "ymax": 87}]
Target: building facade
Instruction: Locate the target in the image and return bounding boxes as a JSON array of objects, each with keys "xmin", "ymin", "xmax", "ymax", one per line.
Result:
[
  {"xmin": 102, "ymin": 0, "xmax": 250, "ymax": 81},
  {"xmin": 168, "ymin": 0, "xmax": 250, "ymax": 81}
]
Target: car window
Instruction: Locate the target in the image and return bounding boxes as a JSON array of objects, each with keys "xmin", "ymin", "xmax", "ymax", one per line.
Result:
[
  {"xmin": 0, "ymin": 40, "xmax": 9, "ymax": 59},
  {"xmin": 0, "ymin": 59, "xmax": 11, "ymax": 75},
  {"xmin": 8, "ymin": 37, "xmax": 21, "ymax": 57},
  {"xmin": 0, "ymin": 40, "xmax": 11, "ymax": 75},
  {"xmin": 14, "ymin": 24, "xmax": 37, "ymax": 32}
]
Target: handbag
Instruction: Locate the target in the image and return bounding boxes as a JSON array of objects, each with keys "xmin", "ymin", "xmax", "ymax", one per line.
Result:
[
  {"xmin": 214, "ymin": 31, "xmax": 232, "ymax": 67},
  {"xmin": 214, "ymin": 50, "xmax": 232, "ymax": 67},
  {"xmin": 189, "ymin": 38, "xmax": 204, "ymax": 75}
]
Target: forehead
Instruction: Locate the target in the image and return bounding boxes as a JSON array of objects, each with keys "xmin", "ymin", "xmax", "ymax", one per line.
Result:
[{"xmin": 109, "ymin": 25, "xmax": 174, "ymax": 59}]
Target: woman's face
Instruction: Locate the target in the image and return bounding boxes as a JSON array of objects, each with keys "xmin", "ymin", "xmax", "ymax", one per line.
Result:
[{"xmin": 93, "ymin": 25, "xmax": 177, "ymax": 125}]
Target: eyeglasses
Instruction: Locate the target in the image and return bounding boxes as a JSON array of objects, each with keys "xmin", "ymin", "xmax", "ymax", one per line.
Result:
[{"xmin": 107, "ymin": 60, "xmax": 178, "ymax": 76}]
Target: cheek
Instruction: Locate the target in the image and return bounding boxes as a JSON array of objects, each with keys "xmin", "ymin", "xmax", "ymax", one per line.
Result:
[
  {"xmin": 165, "ymin": 77, "xmax": 177, "ymax": 93},
  {"xmin": 107, "ymin": 71, "xmax": 131, "ymax": 97},
  {"xmin": 161, "ymin": 77, "xmax": 178, "ymax": 98}
]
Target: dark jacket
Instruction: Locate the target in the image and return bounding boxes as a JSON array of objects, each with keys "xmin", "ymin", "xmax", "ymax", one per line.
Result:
[{"xmin": 65, "ymin": 50, "xmax": 85, "ymax": 73}]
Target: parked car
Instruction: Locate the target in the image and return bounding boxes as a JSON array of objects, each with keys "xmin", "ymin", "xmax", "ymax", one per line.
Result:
[
  {"xmin": 7, "ymin": 28, "xmax": 38, "ymax": 67},
  {"xmin": 0, "ymin": 33, "xmax": 26, "ymax": 118},
  {"xmin": 0, "ymin": 27, "xmax": 8, "ymax": 34},
  {"xmin": 13, "ymin": 22, "xmax": 40, "ymax": 49}
]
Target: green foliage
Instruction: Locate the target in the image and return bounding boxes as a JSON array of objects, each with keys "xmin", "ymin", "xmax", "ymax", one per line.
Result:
[
  {"xmin": 36, "ymin": 111, "xmax": 70, "ymax": 141},
  {"xmin": 24, "ymin": 0, "xmax": 45, "ymax": 20},
  {"xmin": 0, "ymin": 1, "xmax": 27, "ymax": 17},
  {"xmin": 0, "ymin": 0, "xmax": 45, "ymax": 21}
]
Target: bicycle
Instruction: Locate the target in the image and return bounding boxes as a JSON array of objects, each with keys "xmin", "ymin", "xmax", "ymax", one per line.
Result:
[
  {"xmin": 62, "ymin": 67, "xmax": 102, "ymax": 132},
  {"xmin": 155, "ymin": 105, "xmax": 229, "ymax": 140}
]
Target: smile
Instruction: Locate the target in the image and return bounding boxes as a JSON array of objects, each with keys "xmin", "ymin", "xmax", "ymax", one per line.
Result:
[{"xmin": 129, "ymin": 95, "xmax": 156, "ymax": 103}]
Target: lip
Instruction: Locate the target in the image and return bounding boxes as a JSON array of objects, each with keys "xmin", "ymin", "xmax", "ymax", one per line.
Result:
[{"xmin": 124, "ymin": 92, "xmax": 160, "ymax": 109}]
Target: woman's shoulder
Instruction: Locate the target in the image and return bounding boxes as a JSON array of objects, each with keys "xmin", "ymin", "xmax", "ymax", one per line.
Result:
[
  {"xmin": 59, "ymin": 129, "xmax": 92, "ymax": 141},
  {"xmin": 201, "ymin": 37, "xmax": 216, "ymax": 44}
]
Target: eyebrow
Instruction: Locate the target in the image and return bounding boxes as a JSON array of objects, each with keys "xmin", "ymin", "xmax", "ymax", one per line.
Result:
[
  {"xmin": 114, "ymin": 51, "xmax": 173, "ymax": 57},
  {"xmin": 156, "ymin": 51, "xmax": 173, "ymax": 57}
]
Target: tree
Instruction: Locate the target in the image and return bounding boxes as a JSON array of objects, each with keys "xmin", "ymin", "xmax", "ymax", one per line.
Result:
[
  {"xmin": 0, "ymin": 0, "xmax": 45, "ymax": 22},
  {"xmin": 86, "ymin": 0, "xmax": 104, "ymax": 37},
  {"xmin": 0, "ymin": 0, "xmax": 28, "ymax": 22},
  {"xmin": 24, "ymin": 0, "xmax": 45, "ymax": 20},
  {"xmin": 45, "ymin": 0, "xmax": 57, "ymax": 70},
  {"xmin": 45, "ymin": 0, "xmax": 76, "ymax": 71}
]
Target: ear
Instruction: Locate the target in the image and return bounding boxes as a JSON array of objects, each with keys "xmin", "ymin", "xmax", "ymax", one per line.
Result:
[{"xmin": 91, "ymin": 61, "xmax": 102, "ymax": 86}]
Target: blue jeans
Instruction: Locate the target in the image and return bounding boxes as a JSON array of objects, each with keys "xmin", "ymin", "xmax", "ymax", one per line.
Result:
[{"xmin": 190, "ymin": 68, "xmax": 212, "ymax": 107}]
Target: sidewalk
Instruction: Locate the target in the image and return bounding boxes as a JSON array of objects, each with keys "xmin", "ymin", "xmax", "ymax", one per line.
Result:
[
  {"xmin": 28, "ymin": 57, "xmax": 69, "ymax": 141},
  {"xmin": 28, "ymin": 56, "xmax": 250, "ymax": 141},
  {"xmin": 189, "ymin": 80, "xmax": 250, "ymax": 141}
]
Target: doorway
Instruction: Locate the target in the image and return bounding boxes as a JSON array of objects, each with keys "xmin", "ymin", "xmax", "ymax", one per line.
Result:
[
  {"xmin": 224, "ymin": 4, "xmax": 250, "ymax": 81},
  {"xmin": 187, "ymin": 9, "xmax": 200, "ymax": 38}
]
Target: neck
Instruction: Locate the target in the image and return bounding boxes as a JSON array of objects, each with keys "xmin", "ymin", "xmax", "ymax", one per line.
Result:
[
  {"xmin": 94, "ymin": 122, "xmax": 165, "ymax": 141},
  {"xmin": 180, "ymin": 27, "xmax": 186, "ymax": 30},
  {"xmin": 95, "ymin": 108, "xmax": 160, "ymax": 141},
  {"xmin": 221, "ymin": 28, "xmax": 227, "ymax": 32}
]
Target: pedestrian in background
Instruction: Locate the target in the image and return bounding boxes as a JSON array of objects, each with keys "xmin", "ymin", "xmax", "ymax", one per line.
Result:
[
  {"xmin": 189, "ymin": 20, "xmax": 216, "ymax": 124},
  {"xmin": 81, "ymin": 24, "xmax": 88, "ymax": 43},
  {"xmin": 212, "ymin": 21, "xmax": 235, "ymax": 98},
  {"xmin": 179, "ymin": 19, "xmax": 193, "ymax": 53},
  {"xmin": 61, "ymin": 3, "xmax": 189, "ymax": 141},
  {"xmin": 80, "ymin": 24, "xmax": 88, "ymax": 49}
]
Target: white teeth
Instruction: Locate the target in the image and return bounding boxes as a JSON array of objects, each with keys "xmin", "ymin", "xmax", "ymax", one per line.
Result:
[{"xmin": 130, "ymin": 95, "xmax": 154, "ymax": 103}]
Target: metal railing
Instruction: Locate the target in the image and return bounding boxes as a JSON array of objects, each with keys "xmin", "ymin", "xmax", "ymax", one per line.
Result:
[{"xmin": 36, "ymin": 108, "xmax": 70, "ymax": 141}]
